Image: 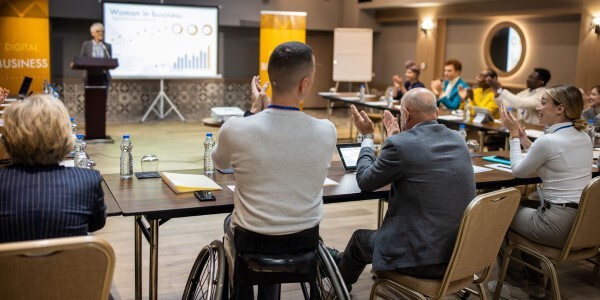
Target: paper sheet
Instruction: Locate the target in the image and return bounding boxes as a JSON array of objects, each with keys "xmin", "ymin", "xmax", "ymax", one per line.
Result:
[
  {"xmin": 472, "ymin": 165, "xmax": 492, "ymax": 173},
  {"xmin": 525, "ymin": 129, "xmax": 544, "ymax": 138},
  {"xmin": 484, "ymin": 164, "xmax": 513, "ymax": 173},
  {"xmin": 227, "ymin": 178, "xmax": 339, "ymax": 192},
  {"xmin": 59, "ymin": 160, "xmax": 75, "ymax": 168},
  {"xmin": 438, "ymin": 115, "xmax": 464, "ymax": 121}
]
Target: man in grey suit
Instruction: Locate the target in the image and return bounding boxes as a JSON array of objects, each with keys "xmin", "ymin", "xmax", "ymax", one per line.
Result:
[
  {"xmin": 336, "ymin": 88, "xmax": 476, "ymax": 291},
  {"xmin": 79, "ymin": 22, "xmax": 112, "ymax": 84}
]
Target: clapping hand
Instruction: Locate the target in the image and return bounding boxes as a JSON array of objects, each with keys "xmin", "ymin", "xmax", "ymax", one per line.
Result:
[
  {"xmin": 458, "ymin": 85, "xmax": 471, "ymax": 101},
  {"xmin": 383, "ymin": 110, "xmax": 400, "ymax": 135},
  {"xmin": 430, "ymin": 79, "xmax": 442, "ymax": 95},
  {"xmin": 250, "ymin": 76, "xmax": 270, "ymax": 114},
  {"xmin": 350, "ymin": 105, "xmax": 374, "ymax": 134},
  {"xmin": 499, "ymin": 105, "xmax": 525, "ymax": 137},
  {"xmin": 392, "ymin": 75, "xmax": 403, "ymax": 87}
]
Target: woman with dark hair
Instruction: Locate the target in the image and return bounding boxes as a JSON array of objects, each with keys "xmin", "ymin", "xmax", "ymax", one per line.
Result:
[
  {"xmin": 391, "ymin": 60, "xmax": 425, "ymax": 100},
  {"xmin": 583, "ymin": 84, "xmax": 600, "ymax": 124},
  {"xmin": 489, "ymin": 85, "xmax": 592, "ymax": 299}
]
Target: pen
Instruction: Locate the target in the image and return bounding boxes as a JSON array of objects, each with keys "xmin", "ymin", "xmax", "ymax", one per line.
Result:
[{"xmin": 496, "ymin": 164, "xmax": 511, "ymax": 169}]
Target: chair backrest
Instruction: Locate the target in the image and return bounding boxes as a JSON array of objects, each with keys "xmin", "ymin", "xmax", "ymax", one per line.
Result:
[
  {"xmin": 561, "ymin": 176, "xmax": 600, "ymax": 259},
  {"xmin": 0, "ymin": 236, "xmax": 115, "ymax": 300},
  {"xmin": 439, "ymin": 188, "xmax": 521, "ymax": 295},
  {"xmin": 234, "ymin": 226, "xmax": 319, "ymax": 286}
]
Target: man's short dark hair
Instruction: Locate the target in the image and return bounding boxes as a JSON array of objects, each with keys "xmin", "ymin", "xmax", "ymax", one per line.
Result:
[
  {"xmin": 268, "ymin": 42, "xmax": 314, "ymax": 93},
  {"xmin": 445, "ymin": 59, "xmax": 462, "ymax": 72},
  {"xmin": 534, "ymin": 68, "xmax": 551, "ymax": 86},
  {"xmin": 485, "ymin": 69, "xmax": 497, "ymax": 79}
]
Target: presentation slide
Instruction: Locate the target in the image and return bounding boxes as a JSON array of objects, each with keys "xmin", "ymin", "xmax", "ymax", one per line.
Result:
[{"xmin": 103, "ymin": 2, "xmax": 218, "ymax": 79}]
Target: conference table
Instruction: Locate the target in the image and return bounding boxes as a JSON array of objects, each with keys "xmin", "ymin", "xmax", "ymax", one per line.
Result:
[{"xmin": 101, "ymin": 151, "xmax": 599, "ymax": 300}]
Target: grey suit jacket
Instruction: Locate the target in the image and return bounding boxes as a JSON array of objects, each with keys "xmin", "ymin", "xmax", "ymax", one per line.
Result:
[
  {"xmin": 356, "ymin": 120, "xmax": 476, "ymax": 270},
  {"xmin": 80, "ymin": 40, "xmax": 112, "ymax": 58},
  {"xmin": 79, "ymin": 40, "xmax": 112, "ymax": 83}
]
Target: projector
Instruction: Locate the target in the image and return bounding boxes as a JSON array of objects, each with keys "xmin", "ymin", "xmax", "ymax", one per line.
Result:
[{"xmin": 210, "ymin": 107, "xmax": 245, "ymax": 123}]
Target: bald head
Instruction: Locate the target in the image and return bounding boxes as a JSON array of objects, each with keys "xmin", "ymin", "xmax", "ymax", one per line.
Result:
[{"xmin": 400, "ymin": 88, "xmax": 438, "ymax": 130}]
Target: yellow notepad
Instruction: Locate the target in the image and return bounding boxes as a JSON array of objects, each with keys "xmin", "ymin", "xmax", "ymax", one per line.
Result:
[{"xmin": 160, "ymin": 172, "xmax": 222, "ymax": 194}]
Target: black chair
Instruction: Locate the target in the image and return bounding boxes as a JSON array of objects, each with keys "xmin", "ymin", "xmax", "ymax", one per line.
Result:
[{"xmin": 233, "ymin": 226, "xmax": 320, "ymax": 299}]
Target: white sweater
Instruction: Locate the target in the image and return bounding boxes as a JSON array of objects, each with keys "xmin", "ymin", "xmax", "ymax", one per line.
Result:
[
  {"xmin": 510, "ymin": 122, "xmax": 593, "ymax": 204},
  {"xmin": 212, "ymin": 108, "xmax": 337, "ymax": 235},
  {"xmin": 496, "ymin": 87, "xmax": 545, "ymax": 124}
]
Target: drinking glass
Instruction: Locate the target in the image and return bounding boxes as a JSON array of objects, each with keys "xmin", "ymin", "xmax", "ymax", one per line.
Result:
[
  {"xmin": 467, "ymin": 139, "xmax": 480, "ymax": 154},
  {"xmin": 141, "ymin": 154, "xmax": 159, "ymax": 173}
]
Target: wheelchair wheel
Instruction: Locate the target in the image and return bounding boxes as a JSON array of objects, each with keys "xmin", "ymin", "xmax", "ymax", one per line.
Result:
[
  {"xmin": 182, "ymin": 240, "xmax": 227, "ymax": 300},
  {"xmin": 314, "ymin": 241, "xmax": 351, "ymax": 300}
]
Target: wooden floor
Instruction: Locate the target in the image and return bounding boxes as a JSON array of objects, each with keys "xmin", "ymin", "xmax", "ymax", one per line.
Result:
[{"xmin": 86, "ymin": 109, "xmax": 600, "ymax": 299}]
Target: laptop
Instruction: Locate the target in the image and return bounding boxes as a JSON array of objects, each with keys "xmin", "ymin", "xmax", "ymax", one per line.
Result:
[
  {"xmin": 17, "ymin": 76, "xmax": 33, "ymax": 99},
  {"xmin": 473, "ymin": 106, "xmax": 495, "ymax": 123},
  {"xmin": 336, "ymin": 143, "xmax": 362, "ymax": 171}
]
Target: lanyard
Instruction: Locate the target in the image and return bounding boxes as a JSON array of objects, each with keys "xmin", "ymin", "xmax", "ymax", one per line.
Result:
[
  {"xmin": 267, "ymin": 104, "xmax": 300, "ymax": 111},
  {"xmin": 553, "ymin": 124, "xmax": 572, "ymax": 133}
]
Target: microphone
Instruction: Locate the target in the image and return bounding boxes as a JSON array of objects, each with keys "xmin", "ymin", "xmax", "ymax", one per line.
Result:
[{"xmin": 101, "ymin": 43, "xmax": 111, "ymax": 58}]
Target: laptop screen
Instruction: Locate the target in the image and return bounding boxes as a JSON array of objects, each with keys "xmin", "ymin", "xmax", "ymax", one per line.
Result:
[
  {"xmin": 18, "ymin": 76, "xmax": 32, "ymax": 98},
  {"xmin": 336, "ymin": 143, "xmax": 362, "ymax": 171}
]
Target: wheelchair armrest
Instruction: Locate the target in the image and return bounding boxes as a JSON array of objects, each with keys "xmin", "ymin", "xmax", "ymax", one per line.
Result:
[{"xmin": 238, "ymin": 250, "xmax": 317, "ymax": 274}]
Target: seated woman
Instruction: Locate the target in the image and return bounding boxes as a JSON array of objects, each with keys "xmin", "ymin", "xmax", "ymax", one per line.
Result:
[
  {"xmin": 583, "ymin": 84, "xmax": 600, "ymax": 124},
  {"xmin": 391, "ymin": 60, "xmax": 424, "ymax": 100},
  {"xmin": 490, "ymin": 85, "xmax": 592, "ymax": 298},
  {"xmin": 0, "ymin": 94, "xmax": 106, "ymax": 243}
]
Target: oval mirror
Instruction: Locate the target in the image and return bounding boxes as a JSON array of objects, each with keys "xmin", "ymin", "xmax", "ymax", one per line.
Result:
[{"xmin": 484, "ymin": 22, "xmax": 526, "ymax": 76}]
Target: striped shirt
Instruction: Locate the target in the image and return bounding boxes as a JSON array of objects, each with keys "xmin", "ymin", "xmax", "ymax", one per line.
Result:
[{"xmin": 0, "ymin": 165, "xmax": 106, "ymax": 243}]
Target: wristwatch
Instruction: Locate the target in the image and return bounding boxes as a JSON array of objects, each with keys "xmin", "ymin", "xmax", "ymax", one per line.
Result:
[{"xmin": 361, "ymin": 133, "xmax": 375, "ymax": 140}]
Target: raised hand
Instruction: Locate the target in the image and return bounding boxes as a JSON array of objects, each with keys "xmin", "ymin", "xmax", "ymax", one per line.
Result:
[
  {"xmin": 250, "ymin": 76, "xmax": 270, "ymax": 114},
  {"xmin": 383, "ymin": 110, "xmax": 400, "ymax": 135},
  {"xmin": 350, "ymin": 105, "xmax": 374, "ymax": 134},
  {"xmin": 430, "ymin": 79, "xmax": 442, "ymax": 95},
  {"xmin": 499, "ymin": 105, "xmax": 522, "ymax": 137},
  {"xmin": 458, "ymin": 85, "xmax": 469, "ymax": 101}
]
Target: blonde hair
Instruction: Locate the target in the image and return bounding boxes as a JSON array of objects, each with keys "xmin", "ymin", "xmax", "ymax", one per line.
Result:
[
  {"xmin": 545, "ymin": 85, "xmax": 587, "ymax": 131},
  {"xmin": 2, "ymin": 94, "xmax": 73, "ymax": 165}
]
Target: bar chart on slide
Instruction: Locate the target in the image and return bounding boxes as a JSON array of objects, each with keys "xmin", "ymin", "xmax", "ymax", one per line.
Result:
[{"xmin": 173, "ymin": 48, "xmax": 210, "ymax": 70}]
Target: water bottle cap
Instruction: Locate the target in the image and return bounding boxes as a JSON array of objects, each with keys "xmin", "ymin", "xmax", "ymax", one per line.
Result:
[
  {"xmin": 459, "ymin": 124, "xmax": 465, "ymax": 129},
  {"xmin": 76, "ymin": 134, "xmax": 84, "ymax": 139},
  {"xmin": 123, "ymin": 134, "xmax": 130, "ymax": 139},
  {"xmin": 507, "ymin": 107, "xmax": 512, "ymax": 112},
  {"xmin": 206, "ymin": 132, "xmax": 213, "ymax": 137},
  {"xmin": 70, "ymin": 117, "xmax": 75, "ymax": 122},
  {"xmin": 589, "ymin": 119, "xmax": 594, "ymax": 124}
]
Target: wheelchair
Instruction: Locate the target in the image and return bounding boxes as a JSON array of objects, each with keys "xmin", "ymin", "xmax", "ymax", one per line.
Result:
[{"xmin": 182, "ymin": 226, "xmax": 350, "ymax": 300}]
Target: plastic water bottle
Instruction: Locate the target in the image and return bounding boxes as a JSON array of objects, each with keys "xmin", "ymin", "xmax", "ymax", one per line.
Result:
[
  {"xmin": 458, "ymin": 124, "xmax": 467, "ymax": 141},
  {"xmin": 359, "ymin": 84, "xmax": 366, "ymax": 102},
  {"xmin": 43, "ymin": 80, "xmax": 50, "ymax": 94},
  {"xmin": 120, "ymin": 134, "xmax": 133, "ymax": 179},
  {"xmin": 387, "ymin": 88, "xmax": 394, "ymax": 101},
  {"xmin": 74, "ymin": 134, "xmax": 83, "ymax": 158},
  {"xmin": 204, "ymin": 133, "xmax": 215, "ymax": 175},
  {"xmin": 52, "ymin": 88, "xmax": 59, "ymax": 99},
  {"xmin": 588, "ymin": 120, "xmax": 595, "ymax": 141},
  {"xmin": 74, "ymin": 134, "xmax": 89, "ymax": 168},
  {"xmin": 543, "ymin": 125, "xmax": 550, "ymax": 135},
  {"xmin": 463, "ymin": 100, "xmax": 471, "ymax": 121}
]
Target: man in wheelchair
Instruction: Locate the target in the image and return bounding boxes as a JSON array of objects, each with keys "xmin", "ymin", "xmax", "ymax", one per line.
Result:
[{"xmin": 209, "ymin": 41, "xmax": 339, "ymax": 299}]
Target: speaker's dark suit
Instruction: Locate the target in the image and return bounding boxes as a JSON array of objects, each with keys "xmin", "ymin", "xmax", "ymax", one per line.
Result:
[
  {"xmin": 0, "ymin": 165, "xmax": 106, "ymax": 243},
  {"xmin": 79, "ymin": 40, "xmax": 113, "ymax": 83}
]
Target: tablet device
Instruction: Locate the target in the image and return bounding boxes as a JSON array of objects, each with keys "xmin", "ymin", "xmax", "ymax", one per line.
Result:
[
  {"xmin": 473, "ymin": 106, "xmax": 494, "ymax": 123},
  {"xmin": 336, "ymin": 143, "xmax": 362, "ymax": 171},
  {"xmin": 482, "ymin": 155, "xmax": 510, "ymax": 165}
]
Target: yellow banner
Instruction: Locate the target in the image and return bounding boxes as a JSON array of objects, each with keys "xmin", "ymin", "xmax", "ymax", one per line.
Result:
[
  {"xmin": 0, "ymin": 0, "xmax": 50, "ymax": 94},
  {"xmin": 259, "ymin": 11, "xmax": 306, "ymax": 98}
]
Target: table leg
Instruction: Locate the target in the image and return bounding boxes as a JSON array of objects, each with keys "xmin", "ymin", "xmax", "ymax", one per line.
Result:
[
  {"xmin": 327, "ymin": 99, "xmax": 332, "ymax": 120},
  {"xmin": 478, "ymin": 131, "xmax": 485, "ymax": 152},
  {"xmin": 149, "ymin": 219, "xmax": 159, "ymax": 300},
  {"xmin": 377, "ymin": 199, "xmax": 386, "ymax": 229},
  {"xmin": 135, "ymin": 216, "xmax": 142, "ymax": 300}
]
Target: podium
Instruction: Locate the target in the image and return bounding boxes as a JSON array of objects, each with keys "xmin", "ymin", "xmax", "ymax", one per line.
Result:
[{"xmin": 71, "ymin": 57, "xmax": 118, "ymax": 142}]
